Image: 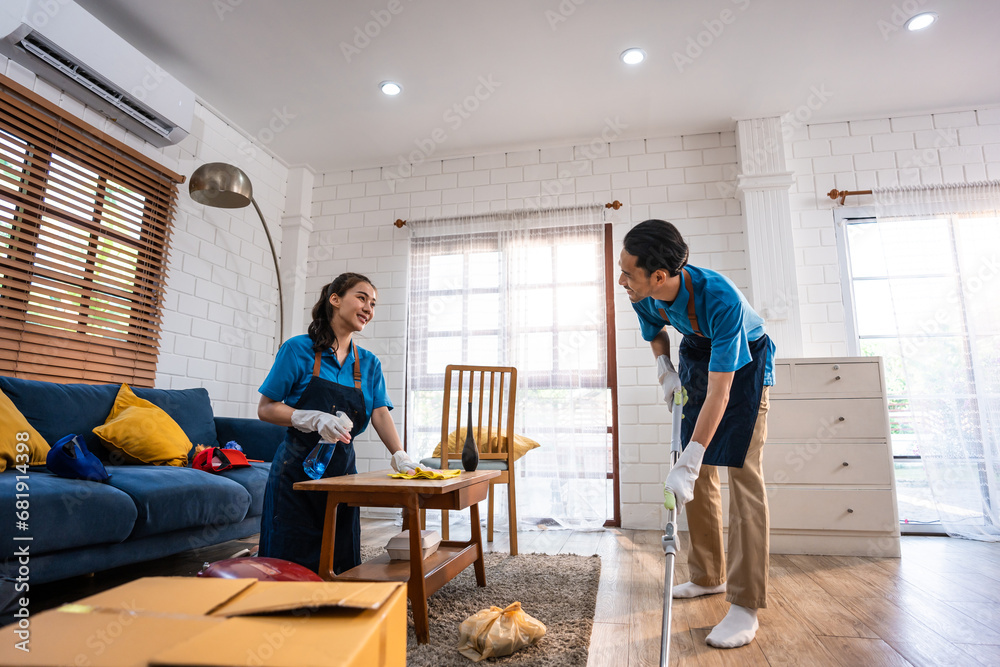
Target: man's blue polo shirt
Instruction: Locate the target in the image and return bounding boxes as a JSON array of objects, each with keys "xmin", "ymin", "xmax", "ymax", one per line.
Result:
[
  {"xmin": 631, "ymin": 265, "xmax": 775, "ymax": 385},
  {"xmin": 259, "ymin": 334, "xmax": 393, "ymax": 419}
]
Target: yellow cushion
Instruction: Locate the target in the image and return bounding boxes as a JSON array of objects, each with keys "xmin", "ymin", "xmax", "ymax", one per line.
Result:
[
  {"xmin": 92, "ymin": 384, "xmax": 191, "ymax": 467},
  {"xmin": 432, "ymin": 428, "xmax": 540, "ymax": 462},
  {"xmin": 0, "ymin": 388, "xmax": 49, "ymax": 472}
]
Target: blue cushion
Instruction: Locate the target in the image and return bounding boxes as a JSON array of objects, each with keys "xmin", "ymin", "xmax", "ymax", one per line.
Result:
[
  {"xmin": 132, "ymin": 386, "xmax": 218, "ymax": 450},
  {"xmin": 216, "ymin": 462, "xmax": 270, "ymax": 517},
  {"xmin": 0, "ymin": 377, "xmax": 118, "ymax": 456},
  {"xmin": 103, "ymin": 466, "xmax": 250, "ymax": 539},
  {"xmin": 419, "ymin": 457, "xmax": 509, "ymax": 471},
  {"xmin": 0, "ymin": 469, "xmax": 137, "ymax": 557},
  {"xmin": 214, "ymin": 417, "xmax": 285, "ymax": 462}
]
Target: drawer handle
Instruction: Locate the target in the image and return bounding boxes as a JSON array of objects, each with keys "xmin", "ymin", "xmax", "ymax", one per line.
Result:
[
  {"xmin": 838, "ymin": 416, "xmax": 846, "ymax": 422},
  {"xmin": 842, "ymin": 461, "xmax": 849, "ymax": 467},
  {"xmin": 833, "ymin": 364, "xmax": 840, "ymax": 370},
  {"xmin": 847, "ymin": 508, "xmax": 854, "ymax": 513},
  {"xmin": 835, "ymin": 375, "xmax": 841, "ymax": 380}
]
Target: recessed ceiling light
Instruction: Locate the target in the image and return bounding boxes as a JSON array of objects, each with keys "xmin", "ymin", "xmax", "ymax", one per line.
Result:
[
  {"xmin": 620, "ymin": 48, "xmax": 646, "ymax": 65},
  {"xmin": 380, "ymin": 81, "xmax": 402, "ymax": 96},
  {"xmin": 905, "ymin": 12, "xmax": 937, "ymax": 31}
]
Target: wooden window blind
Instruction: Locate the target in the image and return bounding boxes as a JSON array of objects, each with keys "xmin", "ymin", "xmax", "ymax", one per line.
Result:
[{"xmin": 0, "ymin": 74, "xmax": 183, "ymax": 386}]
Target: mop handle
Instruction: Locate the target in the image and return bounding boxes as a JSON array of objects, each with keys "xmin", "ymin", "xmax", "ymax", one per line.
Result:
[
  {"xmin": 660, "ymin": 387, "xmax": 685, "ymax": 667},
  {"xmin": 670, "ymin": 387, "xmax": 683, "ymax": 456}
]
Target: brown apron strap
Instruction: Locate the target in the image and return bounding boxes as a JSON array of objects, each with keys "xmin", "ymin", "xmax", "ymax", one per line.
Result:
[
  {"xmin": 313, "ymin": 342, "xmax": 363, "ymax": 390},
  {"xmin": 682, "ymin": 268, "xmax": 704, "ymax": 337},
  {"xmin": 352, "ymin": 341, "xmax": 362, "ymax": 390}
]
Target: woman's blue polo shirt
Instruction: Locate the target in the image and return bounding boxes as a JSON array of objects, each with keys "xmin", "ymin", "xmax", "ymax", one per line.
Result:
[
  {"xmin": 631, "ymin": 265, "xmax": 775, "ymax": 385},
  {"xmin": 259, "ymin": 334, "xmax": 393, "ymax": 420}
]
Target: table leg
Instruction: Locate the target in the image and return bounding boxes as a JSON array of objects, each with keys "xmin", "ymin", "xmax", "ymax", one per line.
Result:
[
  {"xmin": 470, "ymin": 500, "xmax": 486, "ymax": 587},
  {"xmin": 317, "ymin": 493, "xmax": 339, "ymax": 581},
  {"xmin": 406, "ymin": 497, "xmax": 430, "ymax": 644}
]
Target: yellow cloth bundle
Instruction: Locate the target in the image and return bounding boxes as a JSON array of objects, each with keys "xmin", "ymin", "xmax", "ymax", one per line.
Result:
[{"xmin": 388, "ymin": 468, "xmax": 462, "ymax": 480}]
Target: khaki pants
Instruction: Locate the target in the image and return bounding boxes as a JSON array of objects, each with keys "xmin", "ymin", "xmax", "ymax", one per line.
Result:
[{"xmin": 685, "ymin": 387, "xmax": 770, "ymax": 609}]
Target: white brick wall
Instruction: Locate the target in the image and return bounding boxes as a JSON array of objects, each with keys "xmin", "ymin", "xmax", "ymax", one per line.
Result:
[
  {"xmin": 786, "ymin": 106, "xmax": 1000, "ymax": 357},
  {"xmin": 3, "ymin": 56, "xmax": 289, "ymax": 420},
  {"xmin": 311, "ymin": 131, "xmax": 744, "ymax": 528}
]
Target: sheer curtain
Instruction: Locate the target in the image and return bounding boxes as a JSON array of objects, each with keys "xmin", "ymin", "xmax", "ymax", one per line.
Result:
[
  {"xmin": 406, "ymin": 205, "xmax": 610, "ymax": 531},
  {"xmin": 866, "ymin": 181, "xmax": 1000, "ymax": 541}
]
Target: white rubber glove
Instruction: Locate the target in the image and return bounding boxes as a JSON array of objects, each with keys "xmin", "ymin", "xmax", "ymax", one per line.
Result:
[
  {"xmin": 664, "ymin": 440, "xmax": 706, "ymax": 507},
  {"xmin": 657, "ymin": 355, "xmax": 682, "ymax": 402},
  {"xmin": 391, "ymin": 450, "xmax": 419, "ymax": 475},
  {"xmin": 291, "ymin": 410, "xmax": 353, "ymax": 443}
]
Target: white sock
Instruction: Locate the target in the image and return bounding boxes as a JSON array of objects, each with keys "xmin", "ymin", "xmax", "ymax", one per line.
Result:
[
  {"xmin": 706, "ymin": 604, "xmax": 759, "ymax": 648},
  {"xmin": 672, "ymin": 581, "xmax": 726, "ymax": 599}
]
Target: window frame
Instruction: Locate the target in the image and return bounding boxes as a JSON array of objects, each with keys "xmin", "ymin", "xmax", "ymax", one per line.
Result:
[
  {"xmin": 405, "ymin": 220, "xmax": 621, "ymax": 526},
  {"xmin": 834, "ymin": 205, "xmax": 953, "ymax": 535}
]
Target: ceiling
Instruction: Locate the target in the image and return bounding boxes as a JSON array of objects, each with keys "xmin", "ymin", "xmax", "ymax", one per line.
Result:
[{"xmin": 76, "ymin": 0, "xmax": 1000, "ymax": 174}]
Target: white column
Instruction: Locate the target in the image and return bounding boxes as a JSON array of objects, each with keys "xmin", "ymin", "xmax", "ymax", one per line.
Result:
[
  {"xmin": 280, "ymin": 167, "xmax": 315, "ymax": 340},
  {"xmin": 735, "ymin": 117, "xmax": 803, "ymax": 357}
]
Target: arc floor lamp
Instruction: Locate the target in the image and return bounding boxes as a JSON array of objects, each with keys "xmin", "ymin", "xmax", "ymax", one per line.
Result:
[{"xmin": 189, "ymin": 162, "xmax": 283, "ymax": 344}]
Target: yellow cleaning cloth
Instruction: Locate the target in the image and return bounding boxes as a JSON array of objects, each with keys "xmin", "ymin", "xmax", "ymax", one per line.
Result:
[{"xmin": 388, "ymin": 468, "xmax": 462, "ymax": 480}]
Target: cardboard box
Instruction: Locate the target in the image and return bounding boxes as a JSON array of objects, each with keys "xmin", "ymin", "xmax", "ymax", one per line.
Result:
[
  {"xmin": 0, "ymin": 576, "xmax": 406, "ymax": 667},
  {"xmin": 386, "ymin": 529, "xmax": 442, "ymax": 561}
]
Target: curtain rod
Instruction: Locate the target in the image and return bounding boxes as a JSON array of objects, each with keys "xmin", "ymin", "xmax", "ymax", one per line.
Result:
[
  {"xmin": 827, "ymin": 189, "xmax": 872, "ymax": 205},
  {"xmin": 394, "ymin": 200, "xmax": 622, "ymax": 228},
  {"xmin": 829, "ymin": 181, "xmax": 1000, "ymax": 206}
]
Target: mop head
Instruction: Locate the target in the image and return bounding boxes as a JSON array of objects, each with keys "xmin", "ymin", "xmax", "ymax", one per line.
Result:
[{"xmin": 663, "ymin": 486, "xmax": 676, "ymax": 510}]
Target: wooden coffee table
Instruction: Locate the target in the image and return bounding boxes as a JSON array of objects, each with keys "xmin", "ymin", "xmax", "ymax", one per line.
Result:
[{"xmin": 293, "ymin": 468, "xmax": 500, "ymax": 643}]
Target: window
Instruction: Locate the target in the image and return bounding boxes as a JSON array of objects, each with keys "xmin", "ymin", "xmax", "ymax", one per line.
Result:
[
  {"xmin": 839, "ymin": 208, "xmax": 1000, "ymax": 536},
  {"xmin": 0, "ymin": 74, "xmax": 181, "ymax": 386},
  {"xmin": 406, "ymin": 212, "xmax": 617, "ymax": 529}
]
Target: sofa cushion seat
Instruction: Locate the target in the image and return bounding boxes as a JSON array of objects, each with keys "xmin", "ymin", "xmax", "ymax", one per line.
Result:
[
  {"xmin": 0, "ymin": 470, "xmax": 137, "ymax": 558},
  {"xmin": 104, "ymin": 466, "xmax": 251, "ymax": 539},
  {"xmin": 216, "ymin": 462, "xmax": 270, "ymax": 518}
]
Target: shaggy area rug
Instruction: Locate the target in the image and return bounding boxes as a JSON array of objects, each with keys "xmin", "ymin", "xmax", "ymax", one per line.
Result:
[{"xmin": 360, "ymin": 546, "xmax": 600, "ymax": 666}]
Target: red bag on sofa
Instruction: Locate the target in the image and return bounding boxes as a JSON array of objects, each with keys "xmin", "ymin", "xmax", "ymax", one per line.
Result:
[{"xmin": 192, "ymin": 447, "xmax": 250, "ymax": 473}]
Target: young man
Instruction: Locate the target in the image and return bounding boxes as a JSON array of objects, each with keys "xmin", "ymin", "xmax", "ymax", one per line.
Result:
[{"xmin": 619, "ymin": 219, "xmax": 774, "ymax": 649}]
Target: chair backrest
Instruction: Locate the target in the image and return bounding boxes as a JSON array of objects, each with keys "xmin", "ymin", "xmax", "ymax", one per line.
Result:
[{"xmin": 440, "ymin": 365, "xmax": 517, "ymax": 466}]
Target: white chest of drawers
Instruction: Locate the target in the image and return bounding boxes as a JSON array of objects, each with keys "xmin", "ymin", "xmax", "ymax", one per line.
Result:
[{"xmin": 716, "ymin": 356, "xmax": 901, "ymax": 557}]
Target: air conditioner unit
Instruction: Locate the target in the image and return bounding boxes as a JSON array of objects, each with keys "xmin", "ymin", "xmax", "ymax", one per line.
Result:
[{"xmin": 0, "ymin": 0, "xmax": 194, "ymax": 147}]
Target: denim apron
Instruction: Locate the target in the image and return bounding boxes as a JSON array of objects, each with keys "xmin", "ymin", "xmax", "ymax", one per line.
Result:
[
  {"xmin": 259, "ymin": 341, "xmax": 369, "ymax": 575},
  {"xmin": 664, "ymin": 269, "xmax": 770, "ymax": 468}
]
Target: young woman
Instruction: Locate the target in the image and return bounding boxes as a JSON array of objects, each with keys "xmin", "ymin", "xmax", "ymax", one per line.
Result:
[{"xmin": 257, "ymin": 272, "xmax": 418, "ymax": 574}]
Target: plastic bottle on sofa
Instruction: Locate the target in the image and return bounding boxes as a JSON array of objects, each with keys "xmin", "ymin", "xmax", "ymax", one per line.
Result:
[{"xmin": 303, "ymin": 411, "xmax": 353, "ymax": 479}]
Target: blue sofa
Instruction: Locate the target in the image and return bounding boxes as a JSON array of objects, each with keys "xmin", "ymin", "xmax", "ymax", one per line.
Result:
[{"xmin": 0, "ymin": 376, "xmax": 285, "ymax": 597}]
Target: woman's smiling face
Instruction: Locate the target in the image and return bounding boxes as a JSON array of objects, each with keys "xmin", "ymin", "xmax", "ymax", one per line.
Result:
[{"xmin": 330, "ymin": 282, "xmax": 376, "ymax": 332}]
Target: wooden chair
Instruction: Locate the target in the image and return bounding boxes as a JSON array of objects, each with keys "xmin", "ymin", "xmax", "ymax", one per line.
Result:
[{"xmin": 419, "ymin": 365, "xmax": 520, "ymax": 555}]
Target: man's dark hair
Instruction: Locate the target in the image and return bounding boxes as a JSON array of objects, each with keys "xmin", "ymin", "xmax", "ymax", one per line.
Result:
[{"xmin": 622, "ymin": 219, "xmax": 689, "ymax": 277}]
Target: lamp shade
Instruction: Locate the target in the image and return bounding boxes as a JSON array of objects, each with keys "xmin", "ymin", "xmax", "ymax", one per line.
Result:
[
  {"xmin": 189, "ymin": 160, "xmax": 285, "ymax": 346},
  {"xmin": 189, "ymin": 162, "xmax": 253, "ymax": 208}
]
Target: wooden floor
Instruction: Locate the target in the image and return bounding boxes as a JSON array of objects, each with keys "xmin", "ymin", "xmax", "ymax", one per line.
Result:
[{"xmin": 25, "ymin": 520, "xmax": 1000, "ymax": 667}]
